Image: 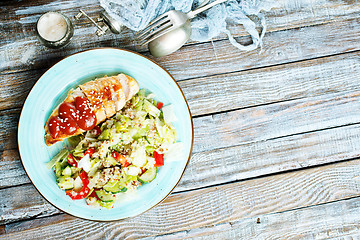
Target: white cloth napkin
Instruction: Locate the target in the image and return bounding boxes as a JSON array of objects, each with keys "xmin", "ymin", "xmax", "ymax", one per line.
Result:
[{"xmin": 99, "ymin": 0, "xmax": 277, "ymax": 51}]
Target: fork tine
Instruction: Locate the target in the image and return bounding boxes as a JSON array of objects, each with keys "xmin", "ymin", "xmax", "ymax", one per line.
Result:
[
  {"xmin": 139, "ymin": 25, "xmax": 175, "ymax": 46},
  {"xmin": 138, "ymin": 22, "xmax": 172, "ymax": 43},
  {"xmin": 135, "ymin": 11, "xmax": 169, "ymax": 36},
  {"xmin": 136, "ymin": 18, "xmax": 170, "ymax": 39}
]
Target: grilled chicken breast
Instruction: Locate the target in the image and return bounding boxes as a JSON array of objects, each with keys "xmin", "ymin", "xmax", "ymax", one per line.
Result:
[
  {"xmin": 44, "ymin": 87, "xmax": 87, "ymax": 146},
  {"xmin": 44, "ymin": 74, "xmax": 139, "ymax": 146},
  {"xmin": 79, "ymin": 80, "xmax": 107, "ymax": 125}
]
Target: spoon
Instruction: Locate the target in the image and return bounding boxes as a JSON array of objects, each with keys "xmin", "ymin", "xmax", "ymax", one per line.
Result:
[{"xmin": 148, "ymin": 0, "xmax": 226, "ymax": 57}]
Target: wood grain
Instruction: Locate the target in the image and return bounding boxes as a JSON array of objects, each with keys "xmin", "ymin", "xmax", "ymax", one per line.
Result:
[
  {"xmin": 0, "ymin": 109, "xmax": 19, "ymax": 152},
  {"xmin": 9, "ymin": 87, "xmax": 360, "ymax": 154},
  {"xmin": 2, "ymin": 0, "xmax": 360, "ymax": 238},
  {"xmin": 181, "ymin": 51, "xmax": 360, "ymax": 116},
  {"xmin": 192, "ymin": 90, "xmax": 360, "ymax": 153},
  {"xmin": 2, "ymin": 50, "xmax": 360, "ymax": 152},
  {"xmin": 2, "ymin": 159, "xmax": 360, "ymax": 238},
  {"xmin": 3, "ymin": 90, "xmax": 360, "ymax": 188},
  {"xmin": 4, "ymin": 115, "xmax": 360, "ymax": 191},
  {"xmin": 0, "ymin": 69, "xmax": 45, "ymax": 111},
  {"xmin": 2, "ymin": 122, "xmax": 360, "ymax": 223},
  {"xmin": 0, "ymin": 150, "xmax": 27, "ymax": 189},
  {"xmin": 4, "ymin": 79, "xmax": 360, "ymax": 154},
  {"xmin": 153, "ymin": 197, "xmax": 360, "ymax": 239},
  {"xmin": 3, "ymin": 49, "xmax": 360, "ymax": 116},
  {"xmin": 179, "ymin": 123, "xmax": 360, "ymax": 192},
  {"xmin": 158, "ymin": 17, "xmax": 360, "ymax": 82},
  {"xmin": 0, "ymin": 3, "xmax": 359, "ymax": 79},
  {"xmin": 3, "ymin": 106, "xmax": 360, "ymax": 191}
]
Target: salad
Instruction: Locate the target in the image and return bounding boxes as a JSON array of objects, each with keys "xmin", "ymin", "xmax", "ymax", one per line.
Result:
[{"xmin": 47, "ymin": 89, "xmax": 181, "ymax": 208}]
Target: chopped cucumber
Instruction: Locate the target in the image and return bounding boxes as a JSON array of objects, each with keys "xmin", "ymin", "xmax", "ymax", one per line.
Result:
[
  {"xmin": 57, "ymin": 177, "xmax": 74, "ymax": 190},
  {"xmin": 103, "ymin": 180, "xmax": 127, "ymax": 193},
  {"xmin": 146, "ymin": 146, "xmax": 155, "ymax": 154},
  {"xmin": 62, "ymin": 166, "xmax": 72, "ymax": 176},
  {"xmin": 99, "ymin": 200, "xmax": 114, "ymax": 209},
  {"xmin": 95, "ymin": 189, "xmax": 116, "ymax": 202},
  {"xmin": 138, "ymin": 167, "xmax": 157, "ymax": 183},
  {"xmin": 70, "ymin": 166, "xmax": 81, "ymax": 176}
]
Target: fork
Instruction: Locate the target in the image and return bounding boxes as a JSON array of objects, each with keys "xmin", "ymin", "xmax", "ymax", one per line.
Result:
[{"xmin": 136, "ymin": 0, "xmax": 227, "ymax": 46}]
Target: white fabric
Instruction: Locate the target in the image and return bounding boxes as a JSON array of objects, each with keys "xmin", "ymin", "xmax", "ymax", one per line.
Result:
[{"xmin": 99, "ymin": 0, "xmax": 277, "ymax": 51}]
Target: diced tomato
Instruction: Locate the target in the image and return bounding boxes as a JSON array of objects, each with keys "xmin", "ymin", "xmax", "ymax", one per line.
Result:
[
  {"xmin": 80, "ymin": 171, "xmax": 89, "ymax": 186},
  {"xmin": 156, "ymin": 102, "xmax": 164, "ymax": 109},
  {"xmin": 93, "ymin": 125, "xmax": 101, "ymax": 136},
  {"xmin": 67, "ymin": 154, "xmax": 77, "ymax": 167},
  {"xmin": 66, "ymin": 186, "xmax": 90, "ymax": 200},
  {"xmin": 112, "ymin": 151, "xmax": 130, "ymax": 167},
  {"xmin": 153, "ymin": 151, "xmax": 164, "ymax": 167},
  {"xmin": 84, "ymin": 148, "xmax": 95, "ymax": 157},
  {"xmin": 111, "ymin": 151, "xmax": 120, "ymax": 160},
  {"xmin": 66, "ymin": 171, "xmax": 90, "ymax": 200}
]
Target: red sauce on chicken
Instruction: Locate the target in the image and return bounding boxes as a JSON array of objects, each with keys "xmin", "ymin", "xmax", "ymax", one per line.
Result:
[{"xmin": 48, "ymin": 96, "xmax": 96, "ymax": 138}]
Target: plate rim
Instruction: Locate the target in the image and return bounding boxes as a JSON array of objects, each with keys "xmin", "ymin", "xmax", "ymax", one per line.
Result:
[{"xmin": 17, "ymin": 47, "xmax": 194, "ymax": 221}]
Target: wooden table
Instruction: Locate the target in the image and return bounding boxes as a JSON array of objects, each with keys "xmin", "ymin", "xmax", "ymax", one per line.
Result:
[{"xmin": 1, "ymin": 0, "xmax": 360, "ymax": 239}]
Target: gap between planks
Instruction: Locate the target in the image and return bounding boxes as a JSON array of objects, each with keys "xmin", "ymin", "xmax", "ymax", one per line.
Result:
[
  {"xmin": 149, "ymin": 196, "xmax": 360, "ymax": 240},
  {"xmin": 2, "ymin": 158, "xmax": 360, "ymax": 238},
  {"xmin": 3, "ymin": 122, "xmax": 360, "ymax": 225},
  {"xmin": 1, "ymin": 1, "xmax": 360, "ymax": 75},
  {"xmin": 1, "ymin": 46, "xmax": 360, "ymax": 116},
  {"xmin": 2, "ymin": 49, "xmax": 360, "ymax": 154},
  {"xmin": 3, "ymin": 87, "xmax": 360, "ymax": 189}
]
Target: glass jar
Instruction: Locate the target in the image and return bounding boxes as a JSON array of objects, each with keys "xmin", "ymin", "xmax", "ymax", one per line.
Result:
[{"xmin": 36, "ymin": 12, "xmax": 74, "ymax": 49}]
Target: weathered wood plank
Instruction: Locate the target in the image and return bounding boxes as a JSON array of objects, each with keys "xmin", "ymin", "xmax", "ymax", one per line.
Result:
[
  {"xmin": 193, "ymin": 90, "xmax": 360, "ymax": 153},
  {"xmin": 4, "ymin": 116, "xmax": 360, "ymax": 191},
  {"xmin": 11, "ymin": 85, "xmax": 360, "ymax": 156},
  {"xmin": 2, "ymin": 159, "xmax": 360, "ymax": 238},
  {"xmin": 0, "ymin": 109, "xmax": 19, "ymax": 152},
  {"xmin": 151, "ymin": 197, "xmax": 360, "ymax": 239},
  {"xmin": 2, "ymin": 51, "xmax": 360, "ymax": 152},
  {"xmin": 3, "ymin": 90, "xmax": 360, "ymax": 188},
  {"xmin": 181, "ymin": 51, "xmax": 360, "ymax": 116},
  {"xmin": 179, "ymin": 123, "xmax": 360, "ymax": 192},
  {"xmin": 3, "ymin": 49, "xmax": 360, "ymax": 116},
  {"xmin": 3, "ymin": 0, "xmax": 359, "ymax": 27},
  {"xmin": 15, "ymin": 87, "xmax": 360, "ymax": 155},
  {"xmin": 0, "ymin": 69, "xmax": 45, "ymax": 112},
  {"xmin": 158, "ymin": 17, "xmax": 360, "ymax": 82},
  {"xmin": 0, "ymin": 184, "xmax": 61, "ymax": 224},
  {"xmin": 1, "ymin": 3, "xmax": 360, "ymax": 78},
  {"xmin": 0, "ymin": 150, "xmax": 27, "ymax": 189}
]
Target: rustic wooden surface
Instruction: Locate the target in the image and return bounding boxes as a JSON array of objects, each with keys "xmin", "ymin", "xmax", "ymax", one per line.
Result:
[{"xmin": 1, "ymin": 0, "xmax": 360, "ymax": 239}]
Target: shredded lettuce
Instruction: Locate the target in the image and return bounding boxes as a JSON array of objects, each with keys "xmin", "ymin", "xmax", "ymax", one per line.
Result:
[
  {"xmin": 46, "ymin": 149, "xmax": 69, "ymax": 169},
  {"xmin": 48, "ymin": 89, "xmax": 182, "ymax": 209}
]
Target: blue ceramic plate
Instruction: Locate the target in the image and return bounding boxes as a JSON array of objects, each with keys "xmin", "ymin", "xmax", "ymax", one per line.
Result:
[{"xmin": 18, "ymin": 48, "xmax": 193, "ymax": 221}]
